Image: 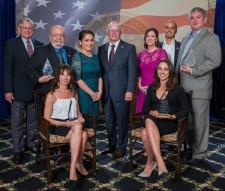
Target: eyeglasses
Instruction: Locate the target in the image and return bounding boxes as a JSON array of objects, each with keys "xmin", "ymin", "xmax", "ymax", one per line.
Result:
[
  {"xmin": 19, "ymin": 27, "xmax": 33, "ymax": 30},
  {"xmin": 50, "ymin": 33, "xmax": 65, "ymax": 38},
  {"xmin": 108, "ymin": 29, "xmax": 120, "ymax": 33}
]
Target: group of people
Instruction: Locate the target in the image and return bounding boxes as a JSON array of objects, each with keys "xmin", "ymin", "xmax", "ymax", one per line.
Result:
[{"xmin": 3, "ymin": 6, "xmax": 221, "ymax": 186}]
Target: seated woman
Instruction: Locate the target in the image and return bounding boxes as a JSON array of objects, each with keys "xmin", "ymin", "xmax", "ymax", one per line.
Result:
[
  {"xmin": 44, "ymin": 64, "xmax": 88, "ymax": 186},
  {"xmin": 138, "ymin": 60, "xmax": 189, "ymax": 178}
]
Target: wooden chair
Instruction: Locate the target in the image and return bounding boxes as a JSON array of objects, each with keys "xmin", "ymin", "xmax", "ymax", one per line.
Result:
[
  {"xmin": 34, "ymin": 91, "xmax": 96, "ymax": 186},
  {"xmin": 129, "ymin": 91, "xmax": 193, "ymax": 180}
]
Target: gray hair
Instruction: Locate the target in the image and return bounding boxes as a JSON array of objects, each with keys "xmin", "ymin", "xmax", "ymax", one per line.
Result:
[
  {"xmin": 189, "ymin": 7, "xmax": 206, "ymax": 18},
  {"xmin": 17, "ymin": 17, "xmax": 34, "ymax": 28},
  {"xmin": 107, "ymin": 21, "xmax": 121, "ymax": 32}
]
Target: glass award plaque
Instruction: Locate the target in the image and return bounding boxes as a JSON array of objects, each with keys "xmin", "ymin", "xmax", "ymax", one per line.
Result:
[
  {"xmin": 158, "ymin": 93, "xmax": 169, "ymax": 115},
  {"xmin": 185, "ymin": 49, "xmax": 196, "ymax": 68},
  {"xmin": 42, "ymin": 59, "xmax": 53, "ymax": 76}
]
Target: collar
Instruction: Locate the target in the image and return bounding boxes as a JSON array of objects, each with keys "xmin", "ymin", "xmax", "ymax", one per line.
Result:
[
  {"xmin": 109, "ymin": 40, "xmax": 120, "ymax": 47},
  {"xmin": 21, "ymin": 37, "xmax": 32, "ymax": 44},
  {"xmin": 163, "ymin": 39, "xmax": 175, "ymax": 45}
]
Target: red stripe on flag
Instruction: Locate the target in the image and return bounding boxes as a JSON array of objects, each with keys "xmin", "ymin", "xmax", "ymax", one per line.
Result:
[
  {"xmin": 120, "ymin": 14, "xmax": 190, "ymax": 35},
  {"xmin": 121, "ymin": 0, "xmax": 151, "ymax": 9}
]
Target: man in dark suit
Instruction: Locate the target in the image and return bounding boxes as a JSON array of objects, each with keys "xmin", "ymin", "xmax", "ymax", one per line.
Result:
[
  {"xmin": 3, "ymin": 18, "xmax": 44, "ymax": 164},
  {"xmin": 98, "ymin": 21, "xmax": 138, "ymax": 158},
  {"xmin": 28, "ymin": 25, "xmax": 76, "ymax": 94},
  {"xmin": 159, "ymin": 20, "xmax": 181, "ymax": 68}
]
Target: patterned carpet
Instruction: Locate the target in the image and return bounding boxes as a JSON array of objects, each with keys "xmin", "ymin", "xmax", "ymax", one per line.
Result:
[{"xmin": 0, "ymin": 119, "xmax": 225, "ymax": 191}]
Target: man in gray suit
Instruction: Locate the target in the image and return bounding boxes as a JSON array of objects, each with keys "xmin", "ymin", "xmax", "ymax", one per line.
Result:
[
  {"xmin": 176, "ymin": 7, "xmax": 221, "ymax": 166},
  {"xmin": 98, "ymin": 21, "xmax": 138, "ymax": 158}
]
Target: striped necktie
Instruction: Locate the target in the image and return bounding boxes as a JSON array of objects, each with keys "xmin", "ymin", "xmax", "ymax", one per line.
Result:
[
  {"xmin": 27, "ymin": 40, "xmax": 33, "ymax": 57},
  {"xmin": 57, "ymin": 49, "xmax": 64, "ymax": 64},
  {"xmin": 109, "ymin": 44, "xmax": 115, "ymax": 66}
]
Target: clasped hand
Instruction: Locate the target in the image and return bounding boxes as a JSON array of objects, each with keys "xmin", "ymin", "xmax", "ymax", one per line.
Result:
[
  {"xmin": 150, "ymin": 110, "xmax": 175, "ymax": 120},
  {"xmin": 66, "ymin": 117, "xmax": 85, "ymax": 127}
]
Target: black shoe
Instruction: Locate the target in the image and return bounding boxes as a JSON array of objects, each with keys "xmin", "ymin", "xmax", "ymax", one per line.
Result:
[
  {"xmin": 12, "ymin": 152, "xmax": 23, "ymax": 164},
  {"xmin": 68, "ymin": 179, "xmax": 77, "ymax": 188},
  {"xmin": 26, "ymin": 145, "xmax": 37, "ymax": 153},
  {"xmin": 188, "ymin": 158, "xmax": 203, "ymax": 167},
  {"xmin": 102, "ymin": 146, "xmax": 116, "ymax": 155}
]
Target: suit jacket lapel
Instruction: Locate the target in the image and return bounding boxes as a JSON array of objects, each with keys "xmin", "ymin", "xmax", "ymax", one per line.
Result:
[
  {"xmin": 181, "ymin": 28, "xmax": 207, "ymax": 60},
  {"xmin": 17, "ymin": 36, "xmax": 29, "ymax": 59},
  {"xmin": 174, "ymin": 41, "xmax": 180, "ymax": 68},
  {"xmin": 103, "ymin": 43, "xmax": 110, "ymax": 71},
  {"xmin": 48, "ymin": 44, "xmax": 60, "ymax": 74},
  {"xmin": 110, "ymin": 41, "xmax": 124, "ymax": 67}
]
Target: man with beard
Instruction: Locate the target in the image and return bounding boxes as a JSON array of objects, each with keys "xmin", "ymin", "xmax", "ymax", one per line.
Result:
[{"xmin": 28, "ymin": 25, "xmax": 77, "ymax": 93}]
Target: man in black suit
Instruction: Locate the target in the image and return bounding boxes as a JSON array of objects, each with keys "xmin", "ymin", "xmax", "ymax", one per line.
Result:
[
  {"xmin": 28, "ymin": 25, "xmax": 76, "ymax": 94},
  {"xmin": 3, "ymin": 18, "xmax": 44, "ymax": 164},
  {"xmin": 159, "ymin": 20, "xmax": 181, "ymax": 68},
  {"xmin": 98, "ymin": 21, "xmax": 138, "ymax": 158}
]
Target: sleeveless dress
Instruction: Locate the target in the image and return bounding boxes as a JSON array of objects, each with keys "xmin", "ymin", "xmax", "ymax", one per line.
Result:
[
  {"xmin": 72, "ymin": 52, "xmax": 101, "ymax": 124},
  {"xmin": 50, "ymin": 94, "xmax": 77, "ymax": 136},
  {"xmin": 136, "ymin": 49, "xmax": 168, "ymax": 113}
]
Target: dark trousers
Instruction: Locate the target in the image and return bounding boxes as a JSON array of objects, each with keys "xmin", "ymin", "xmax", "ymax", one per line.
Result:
[
  {"xmin": 11, "ymin": 100, "xmax": 37, "ymax": 152},
  {"xmin": 103, "ymin": 96, "xmax": 130, "ymax": 153}
]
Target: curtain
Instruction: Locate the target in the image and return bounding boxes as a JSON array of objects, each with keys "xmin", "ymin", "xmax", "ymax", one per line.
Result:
[
  {"xmin": 0, "ymin": 0, "xmax": 16, "ymax": 119},
  {"xmin": 210, "ymin": 0, "xmax": 225, "ymax": 121}
]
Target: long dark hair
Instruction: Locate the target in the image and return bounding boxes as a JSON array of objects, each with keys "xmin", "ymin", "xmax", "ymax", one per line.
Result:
[
  {"xmin": 152, "ymin": 60, "xmax": 177, "ymax": 91},
  {"xmin": 144, "ymin": 28, "xmax": 160, "ymax": 49},
  {"xmin": 51, "ymin": 64, "xmax": 77, "ymax": 93}
]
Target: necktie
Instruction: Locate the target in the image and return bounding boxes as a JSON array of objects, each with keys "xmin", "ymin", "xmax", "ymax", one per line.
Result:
[
  {"xmin": 109, "ymin": 44, "xmax": 115, "ymax": 66},
  {"xmin": 57, "ymin": 49, "xmax": 64, "ymax": 64},
  {"xmin": 27, "ymin": 40, "xmax": 33, "ymax": 57}
]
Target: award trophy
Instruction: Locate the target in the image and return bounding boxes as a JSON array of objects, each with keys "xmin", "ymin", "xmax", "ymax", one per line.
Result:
[
  {"xmin": 43, "ymin": 59, "xmax": 53, "ymax": 76},
  {"xmin": 158, "ymin": 97, "xmax": 169, "ymax": 115},
  {"xmin": 68, "ymin": 100, "xmax": 78, "ymax": 121},
  {"xmin": 185, "ymin": 49, "xmax": 196, "ymax": 68}
]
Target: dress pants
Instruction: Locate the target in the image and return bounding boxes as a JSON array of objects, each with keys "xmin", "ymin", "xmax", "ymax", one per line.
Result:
[
  {"xmin": 103, "ymin": 96, "xmax": 130, "ymax": 153},
  {"xmin": 11, "ymin": 100, "xmax": 37, "ymax": 152},
  {"xmin": 187, "ymin": 98, "xmax": 210, "ymax": 159}
]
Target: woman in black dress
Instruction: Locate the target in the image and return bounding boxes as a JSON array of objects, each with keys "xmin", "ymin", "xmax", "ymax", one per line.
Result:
[{"xmin": 138, "ymin": 60, "xmax": 189, "ymax": 178}]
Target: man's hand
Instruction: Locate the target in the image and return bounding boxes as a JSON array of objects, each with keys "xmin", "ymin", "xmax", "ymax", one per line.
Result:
[
  {"xmin": 38, "ymin": 75, "xmax": 54, "ymax": 83},
  {"xmin": 181, "ymin": 65, "xmax": 192, "ymax": 74},
  {"xmin": 125, "ymin": 92, "xmax": 133, "ymax": 101},
  {"xmin": 5, "ymin": 93, "xmax": 14, "ymax": 103}
]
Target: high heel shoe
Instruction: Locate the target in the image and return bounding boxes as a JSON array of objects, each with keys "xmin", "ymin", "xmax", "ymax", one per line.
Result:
[
  {"xmin": 138, "ymin": 162, "xmax": 157, "ymax": 178},
  {"xmin": 76, "ymin": 165, "xmax": 89, "ymax": 177},
  {"xmin": 158, "ymin": 169, "xmax": 168, "ymax": 177}
]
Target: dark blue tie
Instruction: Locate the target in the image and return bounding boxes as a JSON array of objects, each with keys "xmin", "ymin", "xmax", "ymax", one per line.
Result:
[{"xmin": 57, "ymin": 49, "xmax": 64, "ymax": 64}]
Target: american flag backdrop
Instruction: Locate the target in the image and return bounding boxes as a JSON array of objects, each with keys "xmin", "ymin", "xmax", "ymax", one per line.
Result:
[{"xmin": 16, "ymin": 0, "xmax": 216, "ymax": 54}]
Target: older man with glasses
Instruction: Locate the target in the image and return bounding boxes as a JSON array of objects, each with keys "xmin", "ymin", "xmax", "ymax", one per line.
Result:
[
  {"xmin": 28, "ymin": 25, "xmax": 77, "ymax": 94},
  {"xmin": 3, "ymin": 17, "xmax": 44, "ymax": 164}
]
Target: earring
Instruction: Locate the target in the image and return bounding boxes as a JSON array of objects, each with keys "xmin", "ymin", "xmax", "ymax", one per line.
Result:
[{"xmin": 57, "ymin": 82, "xmax": 60, "ymax": 87}]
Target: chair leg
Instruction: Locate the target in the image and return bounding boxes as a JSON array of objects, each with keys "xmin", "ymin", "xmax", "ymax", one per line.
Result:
[
  {"xmin": 175, "ymin": 144, "xmax": 181, "ymax": 180},
  {"xmin": 129, "ymin": 141, "xmax": 134, "ymax": 171},
  {"xmin": 46, "ymin": 146, "xmax": 52, "ymax": 185},
  {"xmin": 92, "ymin": 138, "xmax": 96, "ymax": 173}
]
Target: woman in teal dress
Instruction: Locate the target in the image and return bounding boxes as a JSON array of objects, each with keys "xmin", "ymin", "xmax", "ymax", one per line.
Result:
[{"xmin": 71, "ymin": 30, "xmax": 102, "ymax": 124}]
